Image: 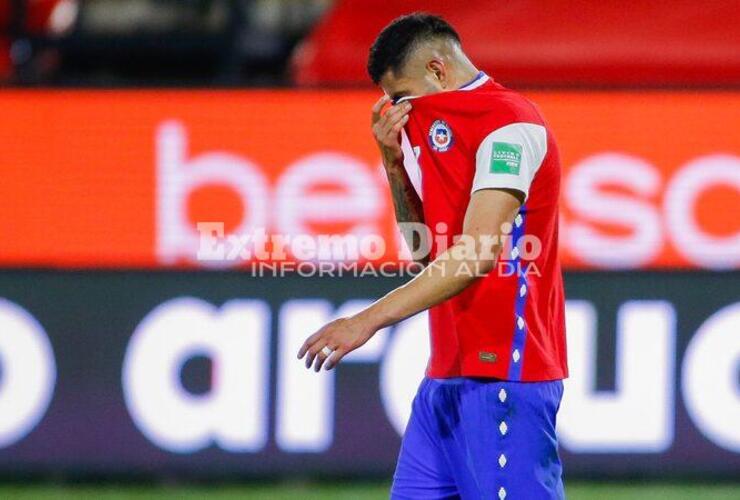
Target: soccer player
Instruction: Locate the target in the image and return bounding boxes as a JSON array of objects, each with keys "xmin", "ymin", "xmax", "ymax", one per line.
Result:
[{"xmin": 298, "ymin": 13, "xmax": 567, "ymax": 499}]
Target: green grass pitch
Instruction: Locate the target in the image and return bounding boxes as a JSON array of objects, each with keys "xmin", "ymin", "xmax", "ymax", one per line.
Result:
[{"xmin": 0, "ymin": 482, "xmax": 738, "ymax": 499}]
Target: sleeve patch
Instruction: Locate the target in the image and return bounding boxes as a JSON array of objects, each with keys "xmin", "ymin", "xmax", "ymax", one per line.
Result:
[
  {"xmin": 490, "ymin": 142, "xmax": 522, "ymax": 175},
  {"xmin": 471, "ymin": 122, "xmax": 548, "ymax": 201}
]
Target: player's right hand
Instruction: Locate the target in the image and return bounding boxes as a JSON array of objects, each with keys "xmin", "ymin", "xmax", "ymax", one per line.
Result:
[{"xmin": 371, "ymin": 95, "xmax": 411, "ymax": 166}]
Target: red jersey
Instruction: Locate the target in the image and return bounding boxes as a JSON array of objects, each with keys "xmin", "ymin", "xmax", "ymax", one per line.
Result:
[{"xmin": 399, "ymin": 73, "xmax": 567, "ymax": 382}]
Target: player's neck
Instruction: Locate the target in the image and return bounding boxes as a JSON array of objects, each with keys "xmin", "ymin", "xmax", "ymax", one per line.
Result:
[{"xmin": 451, "ymin": 62, "xmax": 481, "ymax": 90}]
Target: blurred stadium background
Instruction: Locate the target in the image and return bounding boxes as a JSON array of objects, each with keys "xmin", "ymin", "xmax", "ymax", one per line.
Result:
[{"xmin": 0, "ymin": 0, "xmax": 739, "ymax": 498}]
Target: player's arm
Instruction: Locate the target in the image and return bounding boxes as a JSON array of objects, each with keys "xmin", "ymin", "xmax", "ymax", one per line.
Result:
[
  {"xmin": 356, "ymin": 186, "xmax": 522, "ymax": 326},
  {"xmin": 298, "ymin": 187, "xmax": 522, "ymax": 371},
  {"xmin": 298, "ymin": 121, "xmax": 545, "ymax": 371},
  {"xmin": 371, "ymin": 96, "xmax": 428, "ymax": 265}
]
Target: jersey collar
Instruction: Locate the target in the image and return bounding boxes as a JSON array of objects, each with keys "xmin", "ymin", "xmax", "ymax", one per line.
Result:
[
  {"xmin": 392, "ymin": 71, "xmax": 490, "ymax": 104},
  {"xmin": 458, "ymin": 71, "xmax": 489, "ymax": 91}
]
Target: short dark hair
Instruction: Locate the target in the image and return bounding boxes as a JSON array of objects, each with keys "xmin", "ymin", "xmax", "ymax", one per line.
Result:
[{"xmin": 367, "ymin": 13, "xmax": 460, "ymax": 85}]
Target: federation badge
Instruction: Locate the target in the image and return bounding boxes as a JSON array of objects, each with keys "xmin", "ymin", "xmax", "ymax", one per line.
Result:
[{"xmin": 428, "ymin": 120, "xmax": 453, "ymax": 152}]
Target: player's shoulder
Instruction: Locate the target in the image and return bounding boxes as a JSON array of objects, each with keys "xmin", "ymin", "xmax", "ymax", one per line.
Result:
[{"xmin": 472, "ymin": 81, "xmax": 545, "ymax": 128}]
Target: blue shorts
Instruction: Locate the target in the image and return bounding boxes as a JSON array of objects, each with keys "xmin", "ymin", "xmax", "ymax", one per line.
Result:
[{"xmin": 391, "ymin": 377, "xmax": 565, "ymax": 500}]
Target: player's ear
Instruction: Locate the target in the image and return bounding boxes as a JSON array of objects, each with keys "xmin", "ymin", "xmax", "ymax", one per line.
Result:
[{"xmin": 427, "ymin": 59, "xmax": 447, "ymax": 88}]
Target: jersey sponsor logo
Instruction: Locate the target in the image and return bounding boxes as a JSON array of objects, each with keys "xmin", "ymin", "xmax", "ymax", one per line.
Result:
[
  {"xmin": 428, "ymin": 120, "xmax": 453, "ymax": 152},
  {"xmin": 491, "ymin": 142, "xmax": 522, "ymax": 174}
]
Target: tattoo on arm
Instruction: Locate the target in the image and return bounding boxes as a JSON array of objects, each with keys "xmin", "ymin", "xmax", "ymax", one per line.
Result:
[{"xmin": 384, "ymin": 165, "xmax": 428, "ymax": 265}]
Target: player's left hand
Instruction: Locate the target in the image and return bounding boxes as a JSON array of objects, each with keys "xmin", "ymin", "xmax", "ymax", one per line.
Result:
[{"xmin": 297, "ymin": 316, "xmax": 375, "ymax": 372}]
